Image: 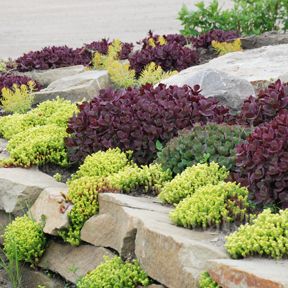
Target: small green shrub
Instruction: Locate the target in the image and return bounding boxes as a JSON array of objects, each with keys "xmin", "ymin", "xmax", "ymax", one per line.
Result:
[
  {"xmin": 199, "ymin": 272, "xmax": 220, "ymax": 288},
  {"xmin": 71, "ymin": 148, "xmax": 131, "ymax": 181},
  {"xmin": 178, "ymin": 0, "xmax": 288, "ymax": 36},
  {"xmin": 4, "ymin": 125, "xmax": 68, "ymax": 167},
  {"xmin": 1, "ymin": 81, "xmax": 35, "ymax": 113},
  {"xmin": 3, "ymin": 215, "xmax": 46, "ymax": 265},
  {"xmin": 158, "ymin": 162, "xmax": 228, "ymax": 204},
  {"xmin": 225, "ymin": 209, "xmax": 288, "ymax": 259},
  {"xmin": 170, "ymin": 182, "xmax": 249, "ymax": 229},
  {"xmin": 76, "ymin": 256, "xmax": 150, "ymax": 288},
  {"xmin": 157, "ymin": 123, "xmax": 250, "ymax": 175},
  {"xmin": 0, "ymin": 97, "xmax": 77, "ymax": 140},
  {"xmin": 104, "ymin": 163, "xmax": 172, "ymax": 194},
  {"xmin": 59, "ymin": 176, "xmax": 103, "ymax": 246}
]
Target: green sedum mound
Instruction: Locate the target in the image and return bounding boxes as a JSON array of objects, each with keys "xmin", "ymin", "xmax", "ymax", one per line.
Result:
[
  {"xmin": 158, "ymin": 162, "xmax": 228, "ymax": 204},
  {"xmin": 157, "ymin": 123, "xmax": 250, "ymax": 175},
  {"xmin": 170, "ymin": 182, "xmax": 249, "ymax": 229},
  {"xmin": 0, "ymin": 97, "xmax": 77, "ymax": 167},
  {"xmin": 77, "ymin": 256, "xmax": 150, "ymax": 288},
  {"xmin": 225, "ymin": 209, "xmax": 288, "ymax": 259},
  {"xmin": 199, "ymin": 272, "xmax": 220, "ymax": 288},
  {"xmin": 5, "ymin": 125, "xmax": 68, "ymax": 167},
  {"xmin": 105, "ymin": 163, "xmax": 172, "ymax": 194},
  {"xmin": 71, "ymin": 148, "xmax": 131, "ymax": 181},
  {"xmin": 3, "ymin": 215, "xmax": 46, "ymax": 265}
]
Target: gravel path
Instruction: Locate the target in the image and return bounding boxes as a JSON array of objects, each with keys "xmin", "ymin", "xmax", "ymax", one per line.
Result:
[{"xmin": 0, "ymin": 0, "xmax": 232, "ymax": 59}]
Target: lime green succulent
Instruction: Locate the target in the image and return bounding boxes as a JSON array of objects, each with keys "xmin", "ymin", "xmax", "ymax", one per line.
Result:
[{"xmin": 199, "ymin": 272, "xmax": 220, "ymax": 288}]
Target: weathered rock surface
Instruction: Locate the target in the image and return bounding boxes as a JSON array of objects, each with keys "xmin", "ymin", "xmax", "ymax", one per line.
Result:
[
  {"xmin": 161, "ymin": 44, "xmax": 288, "ymax": 91},
  {"xmin": 208, "ymin": 259, "xmax": 288, "ymax": 288},
  {"xmin": 81, "ymin": 193, "xmax": 228, "ymax": 288},
  {"xmin": 241, "ymin": 32, "xmax": 288, "ymax": 50},
  {"xmin": 0, "ymin": 210, "xmax": 12, "ymax": 244},
  {"xmin": 21, "ymin": 266, "xmax": 65, "ymax": 288},
  {"xmin": 0, "ymin": 138, "xmax": 9, "ymax": 160},
  {"xmin": 16, "ymin": 65, "xmax": 86, "ymax": 86},
  {"xmin": 33, "ymin": 70, "xmax": 110, "ymax": 103},
  {"xmin": 161, "ymin": 69, "xmax": 255, "ymax": 110},
  {"xmin": 38, "ymin": 240, "xmax": 115, "ymax": 283},
  {"xmin": 29, "ymin": 186, "xmax": 69, "ymax": 235},
  {"xmin": 0, "ymin": 167, "xmax": 66, "ymax": 214}
]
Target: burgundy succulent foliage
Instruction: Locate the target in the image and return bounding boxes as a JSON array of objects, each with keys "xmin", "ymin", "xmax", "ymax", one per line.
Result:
[
  {"xmin": 0, "ymin": 74, "xmax": 41, "ymax": 97},
  {"xmin": 191, "ymin": 30, "xmax": 240, "ymax": 49},
  {"xmin": 129, "ymin": 42, "xmax": 199, "ymax": 75},
  {"xmin": 65, "ymin": 84, "xmax": 230, "ymax": 164},
  {"xmin": 15, "ymin": 46, "xmax": 91, "ymax": 72},
  {"xmin": 140, "ymin": 31, "xmax": 188, "ymax": 49},
  {"xmin": 236, "ymin": 110, "xmax": 288, "ymax": 208},
  {"xmin": 239, "ymin": 80, "xmax": 288, "ymax": 126},
  {"xmin": 84, "ymin": 39, "xmax": 134, "ymax": 60}
]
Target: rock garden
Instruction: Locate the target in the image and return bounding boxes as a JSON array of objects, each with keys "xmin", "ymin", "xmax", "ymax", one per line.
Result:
[{"xmin": 0, "ymin": 0, "xmax": 288, "ymax": 287}]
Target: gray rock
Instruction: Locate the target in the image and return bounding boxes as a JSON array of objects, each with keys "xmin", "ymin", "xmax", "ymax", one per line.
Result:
[
  {"xmin": 161, "ymin": 44, "xmax": 288, "ymax": 90},
  {"xmin": 0, "ymin": 210, "xmax": 12, "ymax": 244},
  {"xmin": 0, "ymin": 138, "xmax": 9, "ymax": 160},
  {"xmin": 38, "ymin": 240, "xmax": 115, "ymax": 284},
  {"xmin": 241, "ymin": 32, "xmax": 288, "ymax": 50},
  {"xmin": 0, "ymin": 167, "xmax": 66, "ymax": 215},
  {"xmin": 81, "ymin": 193, "xmax": 228, "ymax": 288},
  {"xmin": 208, "ymin": 258, "xmax": 288, "ymax": 288},
  {"xmin": 33, "ymin": 70, "xmax": 110, "ymax": 104},
  {"xmin": 29, "ymin": 186, "xmax": 70, "ymax": 235},
  {"xmin": 161, "ymin": 69, "xmax": 254, "ymax": 111},
  {"xmin": 16, "ymin": 65, "xmax": 86, "ymax": 86},
  {"xmin": 279, "ymin": 72, "xmax": 288, "ymax": 83}
]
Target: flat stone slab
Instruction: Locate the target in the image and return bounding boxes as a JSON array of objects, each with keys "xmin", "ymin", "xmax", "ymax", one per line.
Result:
[
  {"xmin": 208, "ymin": 258, "xmax": 288, "ymax": 288},
  {"xmin": 16, "ymin": 65, "xmax": 86, "ymax": 86},
  {"xmin": 38, "ymin": 240, "xmax": 115, "ymax": 284},
  {"xmin": 29, "ymin": 186, "xmax": 70, "ymax": 235},
  {"xmin": 33, "ymin": 70, "xmax": 110, "ymax": 104},
  {"xmin": 81, "ymin": 193, "xmax": 228, "ymax": 288},
  {"xmin": 162, "ymin": 44, "xmax": 288, "ymax": 87},
  {"xmin": 0, "ymin": 167, "xmax": 66, "ymax": 214}
]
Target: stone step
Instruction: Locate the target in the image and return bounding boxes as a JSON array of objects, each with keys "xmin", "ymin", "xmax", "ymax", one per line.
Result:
[
  {"xmin": 81, "ymin": 193, "xmax": 228, "ymax": 288},
  {"xmin": 208, "ymin": 258, "xmax": 288, "ymax": 288}
]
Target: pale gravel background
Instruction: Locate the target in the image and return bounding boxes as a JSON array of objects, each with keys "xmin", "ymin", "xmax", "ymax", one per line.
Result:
[{"xmin": 0, "ymin": 0, "xmax": 232, "ymax": 59}]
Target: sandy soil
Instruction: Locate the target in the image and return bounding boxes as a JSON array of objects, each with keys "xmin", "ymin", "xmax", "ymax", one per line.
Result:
[{"xmin": 0, "ymin": 0, "xmax": 232, "ymax": 59}]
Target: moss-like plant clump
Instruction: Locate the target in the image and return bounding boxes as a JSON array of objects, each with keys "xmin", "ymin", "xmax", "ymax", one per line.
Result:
[
  {"xmin": 71, "ymin": 148, "xmax": 131, "ymax": 180},
  {"xmin": 157, "ymin": 123, "xmax": 250, "ymax": 175},
  {"xmin": 225, "ymin": 209, "xmax": 288, "ymax": 259},
  {"xmin": 158, "ymin": 162, "xmax": 229, "ymax": 204},
  {"xmin": 199, "ymin": 272, "xmax": 220, "ymax": 288},
  {"xmin": 76, "ymin": 256, "xmax": 150, "ymax": 288},
  {"xmin": 170, "ymin": 182, "xmax": 249, "ymax": 229},
  {"xmin": 3, "ymin": 215, "xmax": 46, "ymax": 265}
]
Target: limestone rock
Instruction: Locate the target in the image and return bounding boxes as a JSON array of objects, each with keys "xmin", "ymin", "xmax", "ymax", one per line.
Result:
[
  {"xmin": 16, "ymin": 65, "xmax": 86, "ymax": 86},
  {"xmin": 161, "ymin": 44, "xmax": 288, "ymax": 90},
  {"xmin": 29, "ymin": 186, "xmax": 69, "ymax": 235},
  {"xmin": 208, "ymin": 259, "xmax": 288, "ymax": 288},
  {"xmin": 81, "ymin": 193, "xmax": 228, "ymax": 288},
  {"xmin": 0, "ymin": 138, "xmax": 9, "ymax": 160},
  {"xmin": 241, "ymin": 32, "xmax": 288, "ymax": 50},
  {"xmin": 161, "ymin": 69, "xmax": 254, "ymax": 111},
  {"xmin": 0, "ymin": 167, "xmax": 66, "ymax": 215},
  {"xmin": 33, "ymin": 70, "xmax": 110, "ymax": 104},
  {"xmin": 38, "ymin": 240, "xmax": 115, "ymax": 283}
]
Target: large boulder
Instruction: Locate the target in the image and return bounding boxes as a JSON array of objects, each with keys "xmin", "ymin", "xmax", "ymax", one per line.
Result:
[
  {"xmin": 0, "ymin": 167, "xmax": 66, "ymax": 215},
  {"xmin": 208, "ymin": 259, "xmax": 288, "ymax": 288},
  {"xmin": 29, "ymin": 186, "xmax": 70, "ymax": 235},
  {"xmin": 16, "ymin": 65, "xmax": 86, "ymax": 86},
  {"xmin": 161, "ymin": 44, "xmax": 288, "ymax": 93},
  {"xmin": 81, "ymin": 193, "xmax": 228, "ymax": 288},
  {"xmin": 161, "ymin": 69, "xmax": 254, "ymax": 111},
  {"xmin": 33, "ymin": 70, "xmax": 110, "ymax": 104},
  {"xmin": 38, "ymin": 240, "xmax": 115, "ymax": 284}
]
